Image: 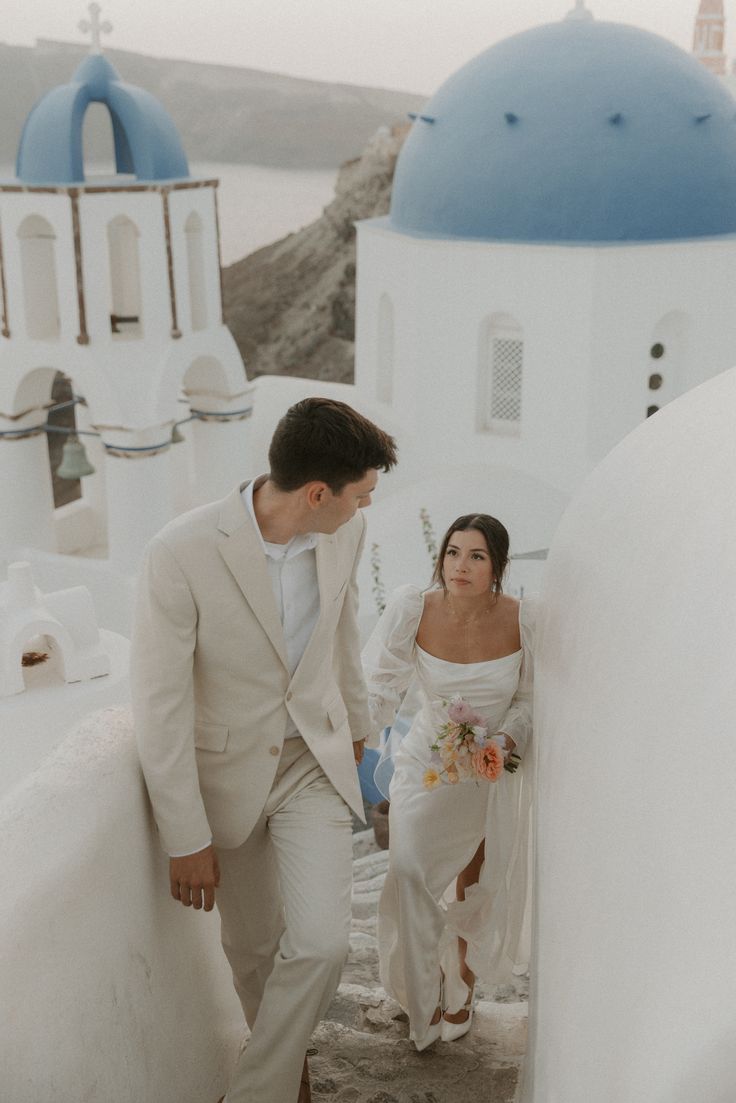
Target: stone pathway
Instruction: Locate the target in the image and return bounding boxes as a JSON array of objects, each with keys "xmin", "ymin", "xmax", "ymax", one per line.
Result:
[{"xmin": 308, "ymin": 831, "xmax": 528, "ymax": 1103}]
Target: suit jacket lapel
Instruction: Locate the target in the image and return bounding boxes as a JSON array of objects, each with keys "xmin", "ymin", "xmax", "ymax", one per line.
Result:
[
  {"xmin": 315, "ymin": 533, "xmax": 338, "ymax": 607},
  {"xmin": 216, "ymin": 485, "xmax": 290, "ymax": 671},
  {"xmin": 290, "ymin": 533, "xmax": 337, "ymax": 678}
]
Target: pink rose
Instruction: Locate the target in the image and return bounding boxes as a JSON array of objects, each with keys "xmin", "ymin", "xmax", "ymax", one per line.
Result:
[
  {"xmin": 472, "ymin": 743, "xmax": 504, "ymax": 782},
  {"xmin": 447, "ymin": 697, "xmax": 475, "ymax": 723}
]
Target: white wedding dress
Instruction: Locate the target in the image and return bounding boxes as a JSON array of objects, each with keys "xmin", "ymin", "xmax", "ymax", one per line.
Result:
[{"xmin": 362, "ymin": 584, "xmax": 536, "ymax": 1048}]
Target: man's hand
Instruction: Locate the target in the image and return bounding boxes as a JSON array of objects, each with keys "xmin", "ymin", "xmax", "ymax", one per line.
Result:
[
  {"xmin": 353, "ymin": 739, "xmax": 365, "ymax": 765},
  {"xmin": 170, "ymin": 845, "xmax": 220, "ymax": 912}
]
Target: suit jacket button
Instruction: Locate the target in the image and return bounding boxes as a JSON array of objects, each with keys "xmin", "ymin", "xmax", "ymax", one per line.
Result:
[
  {"xmin": 270, "ymin": 746, "xmax": 280, "ymax": 756},
  {"xmin": 286, "ymin": 691, "xmax": 293, "ymax": 701}
]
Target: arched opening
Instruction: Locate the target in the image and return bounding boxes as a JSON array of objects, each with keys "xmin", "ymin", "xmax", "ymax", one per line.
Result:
[
  {"xmin": 107, "ymin": 215, "xmax": 142, "ymax": 337},
  {"xmin": 645, "ymin": 311, "xmax": 689, "ymax": 420},
  {"xmin": 82, "ymin": 102, "xmax": 117, "ymax": 178},
  {"xmin": 185, "ymin": 212, "xmax": 207, "ymax": 331},
  {"xmin": 376, "ymin": 293, "xmax": 394, "ymax": 404},
  {"xmin": 20, "ymin": 631, "xmax": 66, "ymax": 692},
  {"xmin": 183, "ymin": 355, "xmax": 231, "ymax": 398},
  {"xmin": 47, "ymin": 372, "xmax": 82, "ymax": 508},
  {"xmin": 478, "ymin": 313, "xmax": 524, "ymax": 434},
  {"xmin": 18, "ymin": 215, "xmax": 61, "ymax": 340}
]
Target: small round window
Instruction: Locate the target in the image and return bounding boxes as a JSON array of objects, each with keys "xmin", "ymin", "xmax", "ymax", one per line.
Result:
[
  {"xmin": 650, "ymin": 343, "xmax": 665, "ymax": 360},
  {"xmin": 646, "ymin": 405, "xmax": 660, "ymax": 418},
  {"xmin": 649, "ymin": 373, "xmax": 663, "ymax": 391}
]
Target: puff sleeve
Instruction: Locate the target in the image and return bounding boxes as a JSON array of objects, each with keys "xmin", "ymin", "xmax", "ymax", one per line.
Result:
[
  {"xmin": 496, "ymin": 595, "xmax": 538, "ymax": 759},
  {"xmin": 361, "ymin": 584, "xmax": 424, "ymax": 741}
]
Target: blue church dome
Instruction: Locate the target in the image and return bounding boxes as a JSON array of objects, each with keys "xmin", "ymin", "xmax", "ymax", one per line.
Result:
[
  {"xmin": 390, "ymin": 15, "xmax": 736, "ymax": 243},
  {"xmin": 16, "ymin": 53, "xmax": 189, "ymax": 185}
]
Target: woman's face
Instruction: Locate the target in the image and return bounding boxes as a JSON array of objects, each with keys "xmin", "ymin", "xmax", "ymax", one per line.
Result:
[{"xmin": 442, "ymin": 528, "xmax": 494, "ymax": 596}]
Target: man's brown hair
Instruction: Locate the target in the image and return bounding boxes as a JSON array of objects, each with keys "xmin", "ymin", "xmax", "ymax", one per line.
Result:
[{"xmin": 268, "ymin": 397, "xmax": 397, "ymax": 493}]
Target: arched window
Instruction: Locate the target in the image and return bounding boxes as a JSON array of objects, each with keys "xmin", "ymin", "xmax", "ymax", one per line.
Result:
[
  {"xmin": 376, "ymin": 293, "xmax": 394, "ymax": 404},
  {"xmin": 18, "ymin": 215, "xmax": 61, "ymax": 340},
  {"xmin": 185, "ymin": 212, "xmax": 207, "ymax": 331},
  {"xmin": 478, "ymin": 313, "xmax": 523, "ymax": 433},
  {"xmin": 107, "ymin": 215, "xmax": 142, "ymax": 337},
  {"xmin": 645, "ymin": 311, "xmax": 689, "ymax": 420}
]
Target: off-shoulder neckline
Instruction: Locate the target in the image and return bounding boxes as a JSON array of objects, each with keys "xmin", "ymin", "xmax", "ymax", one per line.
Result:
[
  {"xmin": 412, "ymin": 588, "xmax": 523, "ymax": 667},
  {"xmin": 415, "ymin": 642, "xmax": 522, "ymax": 667}
]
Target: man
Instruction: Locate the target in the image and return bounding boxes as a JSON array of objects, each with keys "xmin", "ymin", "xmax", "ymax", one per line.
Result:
[{"xmin": 131, "ymin": 397, "xmax": 397, "ymax": 1103}]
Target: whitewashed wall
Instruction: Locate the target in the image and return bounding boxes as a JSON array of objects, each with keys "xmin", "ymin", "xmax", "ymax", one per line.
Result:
[
  {"xmin": 1, "ymin": 706, "xmax": 242, "ymax": 1103},
  {"xmin": 355, "ymin": 220, "xmax": 736, "ymax": 495},
  {"xmin": 522, "ymin": 365, "xmax": 736, "ymax": 1103}
]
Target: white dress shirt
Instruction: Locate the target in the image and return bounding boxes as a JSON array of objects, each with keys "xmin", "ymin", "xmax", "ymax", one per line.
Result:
[
  {"xmin": 242, "ymin": 479, "xmax": 320, "ymax": 731},
  {"xmin": 170, "ymin": 480, "xmax": 320, "ymax": 857}
]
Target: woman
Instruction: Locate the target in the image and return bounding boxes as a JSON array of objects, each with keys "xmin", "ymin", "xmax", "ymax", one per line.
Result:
[{"xmin": 363, "ymin": 514, "xmax": 535, "ymax": 1050}]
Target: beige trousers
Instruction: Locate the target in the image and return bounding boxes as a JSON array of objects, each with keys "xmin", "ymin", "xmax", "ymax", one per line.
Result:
[{"xmin": 217, "ymin": 737, "xmax": 354, "ymax": 1103}]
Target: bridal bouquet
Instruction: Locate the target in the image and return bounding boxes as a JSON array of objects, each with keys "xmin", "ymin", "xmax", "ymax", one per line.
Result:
[{"xmin": 423, "ymin": 695, "xmax": 521, "ymax": 790}]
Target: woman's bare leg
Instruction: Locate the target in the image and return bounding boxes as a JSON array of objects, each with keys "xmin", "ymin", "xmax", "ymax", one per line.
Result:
[{"xmin": 444, "ymin": 840, "xmax": 484, "ymax": 1023}]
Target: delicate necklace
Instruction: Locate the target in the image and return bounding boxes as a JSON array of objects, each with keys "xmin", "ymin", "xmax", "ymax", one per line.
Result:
[
  {"xmin": 446, "ymin": 594, "xmax": 497, "ymax": 623},
  {"xmin": 445, "ymin": 593, "xmax": 498, "ymax": 660}
]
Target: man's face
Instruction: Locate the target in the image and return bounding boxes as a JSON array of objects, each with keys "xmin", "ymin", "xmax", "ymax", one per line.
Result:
[{"xmin": 312, "ymin": 469, "xmax": 379, "ymax": 534}]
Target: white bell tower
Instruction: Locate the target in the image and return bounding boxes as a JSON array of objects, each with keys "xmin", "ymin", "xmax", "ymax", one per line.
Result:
[
  {"xmin": 0, "ymin": 5, "xmax": 253, "ymax": 572},
  {"xmin": 693, "ymin": 0, "xmax": 727, "ymax": 76}
]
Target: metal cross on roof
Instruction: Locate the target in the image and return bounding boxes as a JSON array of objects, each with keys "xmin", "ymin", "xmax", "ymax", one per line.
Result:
[
  {"xmin": 565, "ymin": 0, "xmax": 594, "ymax": 20},
  {"xmin": 78, "ymin": 2, "xmax": 113, "ymax": 54}
]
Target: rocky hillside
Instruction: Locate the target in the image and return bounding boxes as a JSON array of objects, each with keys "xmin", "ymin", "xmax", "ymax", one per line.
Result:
[
  {"xmin": 223, "ymin": 123, "xmax": 408, "ymax": 385},
  {"xmin": 0, "ymin": 39, "xmax": 423, "ymax": 170}
]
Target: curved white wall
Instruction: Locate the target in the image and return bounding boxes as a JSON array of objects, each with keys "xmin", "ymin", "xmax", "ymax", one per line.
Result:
[
  {"xmin": 523, "ymin": 365, "xmax": 736, "ymax": 1103},
  {"xmin": 0, "ymin": 707, "xmax": 242, "ymax": 1102}
]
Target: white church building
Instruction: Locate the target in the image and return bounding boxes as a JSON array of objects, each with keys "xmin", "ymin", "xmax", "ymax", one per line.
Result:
[
  {"xmin": 5, "ymin": 4, "xmax": 736, "ymax": 1100},
  {"xmin": 354, "ymin": 0, "xmax": 736, "ymax": 589},
  {"xmin": 0, "ymin": 18, "xmax": 252, "ymax": 579}
]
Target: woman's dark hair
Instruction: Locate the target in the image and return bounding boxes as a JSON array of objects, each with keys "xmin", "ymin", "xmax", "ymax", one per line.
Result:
[
  {"xmin": 268, "ymin": 397, "xmax": 398, "ymax": 493},
  {"xmin": 432, "ymin": 514, "xmax": 510, "ymax": 595}
]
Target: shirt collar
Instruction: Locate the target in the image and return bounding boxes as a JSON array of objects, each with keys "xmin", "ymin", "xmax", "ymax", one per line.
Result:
[{"xmin": 242, "ymin": 478, "xmax": 318, "ymax": 561}]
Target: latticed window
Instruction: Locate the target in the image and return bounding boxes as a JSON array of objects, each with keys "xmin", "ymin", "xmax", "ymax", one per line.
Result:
[
  {"xmin": 477, "ymin": 315, "xmax": 524, "ymax": 434},
  {"xmin": 490, "ymin": 337, "xmax": 523, "ymax": 423}
]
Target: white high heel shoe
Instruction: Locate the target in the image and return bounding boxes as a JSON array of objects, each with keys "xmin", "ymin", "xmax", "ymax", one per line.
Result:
[
  {"xmin": 413, "ymin": 973, "xmax": 444, "ymax": 1051},
  {"xmin": 441, "ymin": 979, "xmax": 475, "ymax": 1042}
]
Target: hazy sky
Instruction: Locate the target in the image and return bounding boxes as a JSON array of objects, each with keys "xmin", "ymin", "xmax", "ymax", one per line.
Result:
[{"xmin": 2, "ymin": 0, "xmax": 729, "ymax": 94}]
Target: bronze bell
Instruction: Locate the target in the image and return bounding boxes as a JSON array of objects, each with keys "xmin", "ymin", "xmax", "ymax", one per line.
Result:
[{"xmin": 57, "ymin": 435, "xmax": 95, "ymax": 479}]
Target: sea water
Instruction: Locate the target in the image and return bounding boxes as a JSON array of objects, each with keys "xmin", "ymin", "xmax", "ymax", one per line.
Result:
[
  {"xmin": 192, "ymin": 161, "xmax": 337, "ymax": 266},
  {"xmin": 0, "ymin": 161, "xmax": 338, "ymax": 267}
]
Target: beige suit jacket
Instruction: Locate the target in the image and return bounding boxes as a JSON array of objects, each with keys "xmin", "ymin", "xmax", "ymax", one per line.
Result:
[{"xmin": 131, "ymin": 483, "xmax": 371, "ymax": 854}]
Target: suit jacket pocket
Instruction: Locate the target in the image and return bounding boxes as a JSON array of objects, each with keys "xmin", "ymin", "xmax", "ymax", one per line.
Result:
[
  {"xmin": 326, "ymin": 695, "xmax": 349, "ymax": 732},
  {"xmin": 194, "ymin": 721, "xmax": 229, "ymax": 752}
]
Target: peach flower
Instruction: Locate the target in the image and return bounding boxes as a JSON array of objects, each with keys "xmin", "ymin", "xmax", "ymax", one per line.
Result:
[
  {"xmin": 472, "ymin": 742, "xmax": 504, "ymax": 782},
  {"xmin": 454, "ymin": 757, "xmax": 474, "ymax": 782},
  {"xmin": 423, "ymin": 768, "xmax": 441, "ymax": 790}
]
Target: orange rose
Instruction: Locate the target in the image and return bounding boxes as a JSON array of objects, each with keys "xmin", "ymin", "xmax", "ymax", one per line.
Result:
[{"xmin": 472, "ymin": 743, "xmax": 504, "ymax": 782}]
